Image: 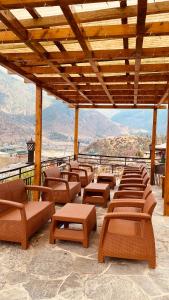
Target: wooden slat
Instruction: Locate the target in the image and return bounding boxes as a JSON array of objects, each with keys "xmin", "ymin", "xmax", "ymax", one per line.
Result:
[
  {"xmin": 61, "ymin": 5, "xmax": 114, "ymax": 104},
  {"xmin": 39, "ymin": 73, "xmax": 169, "ymax": 83},
  {"xmin": 0, "ymin": 1, "xmax": 168, "ymax": 30},
  {"xmin": 20, "ymin": 63, "xmax": 169, "ymax": 74},
  {"xmin": 76, "ymin": 105, "xmax": 166, "ymax": 109},
  {"xmin": 134, "ymin": 0, "xmax": 147, "ymax": 105},
  {"xmin": 26, "ymin": 8, "xmax": 41, "ymax": 19},
  {"xmin": 158, "ymin": 83, "xmax": 169, "ymax": 106},
  {"xmin": 0, "ymin": 10, "xmax": 92, "ymax": 104},
  {"xmin": 5, "ymin": 48, "xmax": 169, "ymax": 63},
  {"xmin": 0, "ymin": 21, "xmax": 169, "ymax": 43},
  {"xmin": 0, "ymin": 0, "xmax": 116, "ymax": 9}
]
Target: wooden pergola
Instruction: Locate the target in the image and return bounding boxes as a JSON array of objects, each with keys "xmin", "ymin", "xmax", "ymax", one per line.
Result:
[{"xmin": 0, "ymin": 0, "xmax": 169, "ymax": 214}]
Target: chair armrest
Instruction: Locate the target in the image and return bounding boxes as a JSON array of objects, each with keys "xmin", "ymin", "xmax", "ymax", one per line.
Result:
[
  {"xmin": 71, "ymin": 167, "xmax": 88, "ymax": 177},
  {"xmin": 25, "ymin": 185, "xmax": 53, "ymax": 194},
  {"xmin": 45, "ymin": 177, "xmax": 69, "ymax": 190},
  {"xmin": 79, "ymin": 164, "xmax": 93, "ymax": 172},
  {"xmin": 61, "ymin": 171, "xmax": 80, "ymax": 182},
  {"xmin": 118, "ymin": 184, "xmax": 146, "ymax": 191},
  {"xmin": 108, "ymin": 199, "xmax": 145, "ymax": 212},
  {"xmin": 0, "ymin": 199, "xmax": 27, "ymax": 222},
  {"xmin": 113, "ymin": 190, "xmax": 144, "ymax": 199},
  {"xmin": 105, "ymin": 212, "xmax": 151, "ymax": 221}
]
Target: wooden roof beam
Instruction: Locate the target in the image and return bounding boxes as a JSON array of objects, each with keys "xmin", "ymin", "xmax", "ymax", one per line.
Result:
[
  {"xmin": 158, "ymin": 83, "xmax": 169, "ymax": 106},
  {"xmin": 76, "ymin": 105, "xmax": 166, "ymax": 109},
  {"xmin": 61, "ymin": 5, "xmax": 114, "ymax": 104},
  {"xmin": 0, "ymin": 1, "xmax": 168, "ymax": 31},
  {"xmin": 5, "ymin": 48, "xmax": 169, "ymax": 63},
  {"xmin": 26, "ymin": 8, "xmax": 41, "ymax": 19},
  {"xmin": 0, "ymin": 21, "xmax": 169, "ymax": 43},
  {"xmin": 134, "ymin": 0, "xmax": 147, "ymax": 105},
  {"xmin": 0, "ymin": 10, "xmax": 92, "ymax": 104}
]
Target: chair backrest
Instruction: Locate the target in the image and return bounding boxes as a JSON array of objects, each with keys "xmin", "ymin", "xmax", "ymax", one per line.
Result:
[
  {"xmin": 0, "ymin": 179, "xmax": 27, "ymax": 213},
  {"xmin": 143, "ymin": 184, "xmax": 152, "ymax": 199},
  {"xmin": 70, "ymin": 160, "xmax": 79, "ymax": 169},
  {"xmin": 142, "ymin": 168, "xmax": 147, "ymax": 178},
  {"xmin": 143, "ymin": 174, "xmax": 150, "ymax": 185},
  {"xmin": 43, "ymin": 166, "xmax": 61, "ymax": 188},
  {"xmin": 143, "ymin": 192, "xmax": 156, "ymax": 215}
]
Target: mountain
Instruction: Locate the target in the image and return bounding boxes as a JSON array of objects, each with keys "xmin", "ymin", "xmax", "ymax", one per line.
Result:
[
  {"xmin": 83, "ymin": 135, "xmax": 152, "ymax": 156},
  {"xmin": 111, "ymin": 109, "xmax": 167, "ymax": 134},
  {"xmin": 0, "ymin": 69, "xmax": 53, "ymax": 116},
  {"xmin": 0, "ymin": 70, "xmax": 128, "ymax": 144},
  {"xmin": 42, "ymin": 102, "xmax": 129, "ymax": 140}
]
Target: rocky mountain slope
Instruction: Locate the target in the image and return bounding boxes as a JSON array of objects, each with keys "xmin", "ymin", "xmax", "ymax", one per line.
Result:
[{"xmin": 83, "ymin": 135, "xmax": 153, "ymax": 157}]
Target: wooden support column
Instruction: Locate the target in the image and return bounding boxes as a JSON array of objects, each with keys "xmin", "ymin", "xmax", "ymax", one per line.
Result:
[
  {"xmin": 164, "ymin": 102, "xmax": 169, "ymax": 216},
  {"xmin": 74, "ymin": 107, "xmax": 79, "ymax": 160},
  {"xmin": 34, "ymin": 85, "xmax": 42, "ymax": 200},
  {"xmin": 150, "ymin": 108, "xmax": 157, "ymax": 185}
]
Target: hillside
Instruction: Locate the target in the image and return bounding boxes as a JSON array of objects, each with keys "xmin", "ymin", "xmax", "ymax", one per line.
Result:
[
  {"xmin": 0, "ymin": 70, "xmax": 129, "ymax": 144},
  {"xmin": 83, "ymin": 135, "xmax": 153, "ymax": 157}
]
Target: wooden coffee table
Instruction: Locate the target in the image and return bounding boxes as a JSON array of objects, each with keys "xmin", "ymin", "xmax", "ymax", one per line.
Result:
[
  {"xmin": 97, "ymin": 173, "xmax": 116, "ymax": 189},
  {"xmin": 50, "ymin": 203, "xmax": 96, "ymax": 248},
  {"xmin": 83, "ymin": 183, "xmax": 110, "ymax": 208}
]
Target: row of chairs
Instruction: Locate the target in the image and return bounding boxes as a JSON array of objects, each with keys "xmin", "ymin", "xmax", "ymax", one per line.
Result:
[{"xmin": 98, "ymin": 164, "xmax": 157, "ymax": 268}]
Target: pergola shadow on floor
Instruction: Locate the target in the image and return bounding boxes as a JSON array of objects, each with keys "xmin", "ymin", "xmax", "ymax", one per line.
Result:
[
  {"xmin": 0, "ymin": 0, "xmax": 169, "ymax": 214},
  {"xmin": 0, "ymin": 185, "xmax": 168, "ymax": 300}
]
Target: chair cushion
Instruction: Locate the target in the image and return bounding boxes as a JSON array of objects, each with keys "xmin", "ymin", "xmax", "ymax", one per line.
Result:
[
  {"xmin": 51, "ymin": 181, "xmax": 81, "ymax": 203},
  {"xmin": 107, "ymin": 218, "xmax": 141, "ymax": 237},
  {"xmin": 0, "ymin": 201, "xmax": 54, "ymax": 221}
]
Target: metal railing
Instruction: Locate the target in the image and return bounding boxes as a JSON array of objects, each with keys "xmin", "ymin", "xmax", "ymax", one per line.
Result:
[
  {"xmin": 78, "ymin": 153, "xmax": 152, "ymax": 169},
  {"xmin": 0, "ymin": 155, "xmax": 73, "ymax": 184}
]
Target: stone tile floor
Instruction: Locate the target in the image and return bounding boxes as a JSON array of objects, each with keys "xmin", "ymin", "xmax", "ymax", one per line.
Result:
[{"xmin": 0, "ymin": 185, "xmax": 169, "ymax": 300}]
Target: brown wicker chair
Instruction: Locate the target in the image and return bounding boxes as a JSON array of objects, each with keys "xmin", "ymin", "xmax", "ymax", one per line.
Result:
[
  {"xmin": 69, "ymin": 160, "xmax": 94, "ymax": 187},
  {"xmin": 123, "ymin": 164, "xmax": 146, "ymax": 175},
  {"xmin": 113, "ymin": 184, "xmax": 152, "ymax": 200},
  {"xmin": 43, "ymin": 166, "xmax": 81, "ymax": 204},
  {"xmin": 122, "ymin": 168, "xmax": 147, "ymax": 179},
  {"xmin": 0, "ymin": 179, "xmax": 55, "ymax": 249},
  {"xmin": 98, "ymin": 192, "xmax": 156, "ymax": 268},
  {"xmin": 118, "ymin": 174, "xmax": 150, "ymax": 191}
]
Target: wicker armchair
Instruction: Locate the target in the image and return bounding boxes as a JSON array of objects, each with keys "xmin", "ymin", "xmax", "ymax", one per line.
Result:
[
  {"xmin": 98, "ymin": 192, "xmax": 156, "ymax": 268},
  {"xmin": 69, "ymin": 160, "xmax": 94, "ymax": 187},
  {"xmin": 113, "ymin": 184, "xmax": 152, "ymax": 200},
  {"xmin": 43, "ymin": 166, "xmax": 81, "ymax": 204},
  {"xmin": 118, "ymin": 174, "xmax": 150, "ymax": 191}
]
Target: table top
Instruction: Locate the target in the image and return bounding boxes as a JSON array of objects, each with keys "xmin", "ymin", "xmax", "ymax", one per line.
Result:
[
  {"xmin": 84, "ymin": 183, "xmax": 110, "ymax": 191},
  {"xmin": 97, "ymin": 173, "xmax": 115, "ymax": 178},
  {"xmin": 52, "ymin": 203, "xmax": 95, "ymax": 222}
]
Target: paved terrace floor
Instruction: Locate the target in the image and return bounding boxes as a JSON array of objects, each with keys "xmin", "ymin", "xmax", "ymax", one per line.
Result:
[{"xmin": 0, "ymin": 185, "xmax": 169, "ymax": 300}]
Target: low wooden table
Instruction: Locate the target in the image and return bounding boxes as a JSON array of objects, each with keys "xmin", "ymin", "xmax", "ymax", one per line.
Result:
[
  {"xmin": 97, "ymin": 173, "xmax": 116, "ymax": 189},
  {"xmin": 50, "ymin": 203, "xmax": 96, "ymax": 248},
  {"xmin": 83, "ymin": 183, "xmax": 110, "ymax": 208}
]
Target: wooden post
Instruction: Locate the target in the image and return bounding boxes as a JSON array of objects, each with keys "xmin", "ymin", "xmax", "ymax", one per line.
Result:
[
  {"xmin": 34, "ymin": 85, "xmax": 42, "ymax": 200},
  {"xmin": 150, "ymin": 108, "xmax": 157, "ymax": 185},
  {"xmin": 74, "ymin": 107, "xmax": 79, "ymax": 160},
  {"xmin": 164, "ymin": 102, "xmax": 169, "ymax": 215}
]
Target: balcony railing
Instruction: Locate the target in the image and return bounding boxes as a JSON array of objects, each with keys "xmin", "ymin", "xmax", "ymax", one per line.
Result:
[
  {"xmin": 0, "ymin": 153, "xmax": 163, "ymax": 186},
  {"xmin": 0, "ymin": 155, "xmax": 73, "ymax": 184}
]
